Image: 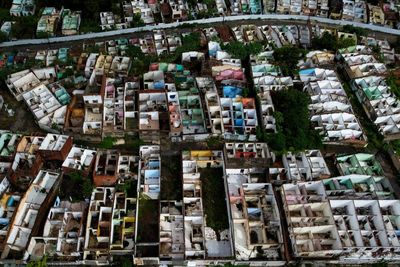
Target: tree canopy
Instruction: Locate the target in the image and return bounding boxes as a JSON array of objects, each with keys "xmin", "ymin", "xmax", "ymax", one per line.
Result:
[
  {"xmin": 312, "ymin": 32, "xmax": 356, "ymax": 51},
  {"xmin": 272, "ymin": 46, "xmax": 306, "ymax": 76},
  {"xmin": 221, "ymin": 41, "xmax": 264, "ymax": 61},
  {"xmin": 259, "ymin": 89, "xmax": 322, "ymax": 153}
]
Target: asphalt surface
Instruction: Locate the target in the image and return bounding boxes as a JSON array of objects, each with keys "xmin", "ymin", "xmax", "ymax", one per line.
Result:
[{"xmin": 1, "ymin": 14, "xmax": 400, "ymax": 51}]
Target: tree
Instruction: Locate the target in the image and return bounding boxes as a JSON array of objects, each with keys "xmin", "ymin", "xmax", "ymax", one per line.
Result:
[
  {"xmin": 312, "ymin": 32, "xmax": 337, "ymax": 50},
  {"xmin": 221, "ymin": 41, "xmax": 264, "ymax": 61},
  {"xmin": 130, "ymin": 13, "xmax": 145, "ymax": 28},
  {"xmin": 10, "ymin": 15, "xmax": 38, "ymax": 39},
  {"xmin": 273, "ymin": 46, "xmax": 306, "ymax": 76},
  {"xmin": 266, "ymin": 89, "xmax": 322, "ymax": 153},
  {"xmin": 126, "ymin": 44, "xmax": 144, "ymax": 59},
  {"xmin": 337, "ymin": 37, "xmax": 356, "ymax": 49},
  {"xmin": 312, "ymin": 32, "xmax": 356, "ymax": 51}
]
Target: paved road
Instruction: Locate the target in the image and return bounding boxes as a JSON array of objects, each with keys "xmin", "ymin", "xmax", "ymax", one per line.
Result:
[{"xmin": 1, "ymin": 14, "xmax": 400, "ymax": 49}]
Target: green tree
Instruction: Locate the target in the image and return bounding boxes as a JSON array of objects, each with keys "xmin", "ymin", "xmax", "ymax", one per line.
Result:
[
  {"xmin": 130, "ymin": 13, "xmax": 145, "ymax": 28},
  {"xmin": 337, "ymin": 37, "xmax": 356, "ymax": 49},
  {"xmin": 273, "ymin": 46, "xmax": 306, "ymax": 76},
  {"xmin": 313, "ymin": 32, "xmax": 356, "ymax": 50},
  {"xmin": 312, "ymin": 32, "xmax": 337, "ymax": 50},
  {"xmin": 10, "ymin": 16, "xmax": 38, "ymax": 39},
  {"xmin": 267, "ymin": 89, "xmax": 322, "ymax": 153},
  {"xmin": 126, "ymin": 44, "xmax": 144, "ymax": 59},
  {"xmin": 221, "ymin": 41, "xmax": 264, "ymax": 60}
]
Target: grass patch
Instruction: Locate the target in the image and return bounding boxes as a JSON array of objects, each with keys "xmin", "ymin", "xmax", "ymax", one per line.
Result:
[{"xmin": 200, "ymin": 167, "xmax": 229, "ymax": 232}]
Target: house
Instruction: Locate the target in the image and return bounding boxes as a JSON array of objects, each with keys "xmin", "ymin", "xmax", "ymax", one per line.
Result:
[
  {"xmin": 36, "ymin": 7, "xmax": 60, "ymax": 37},
  {"xmin": 300, "ymin": 67, "xmax": 366, "ymax": 145},
  {"xmin": 109, "ymin": 187, "xmax": 136, "ymax": 253},
  {"xmin": 82, "ymin": 94, "xmax": 103, "ymax": 137},
  {"xmin": 169, "ymin": 0, "xmax": 188, "ymax": 21},
  {"xmin": 24, "ymin": 200, "xmax": 86, "ymax": 262},
  {"xmin": 131, "ymin": 0, "xmax": 154, "ymax": 24},
  {"xmin": 0, "ymin": 176, "xmax": 21, "ymax": 255},
  {"xmin": 336, "ymin": 153, "xmax": 384, "ymax": 176},
  {"xmin": 282, "ymin": 150, "xmax": 331, "ymax": 181},
  {"xmin": 9, "ymin": 136, "xmax": 44, "ymax": 189},
  {"xmin": 64, "ymin": 95, "xmax": 85, "ymax": 135},
  {"xmin": 9, "ymin": 0, "xmax": 35, "ymax": 16},
  {"xmin": 93, "ymin": 150, "xmax": 119, "ymax": 187},
  {"xmin": 324, "ymin": 175, "xmax": 394, "ymax": 200},
  {"xmin": 0, "ymin": 22, "xmax": 14, "ymax": 38},
  {"xmin": 62, "ymin": 146, "xmax": 96, "ymax": 177},
  {"xmin": 38, "ymin": 133, "xmax": 73, "ymax": 161},
  {"xmin": 159, "ymin": 201, "xmax": 184, "ymax": 260},
  {"xmin": 83, "ymin": 187, "xmax": 115, "ymax": 265},
  {"xmin": 0, "ymin": 131, "xmax": 21, "ymax": 160},
  {"xmin": 282, "ymin": 177, "xmax": 400, "ymax": 262},
  {"xmin": 176, "ymin": 75, "xmax": 207, "ymax": 141},
  {"xmin": 226, "ymin": 168, "xmax": 284, "ymax": 261},
  {"xmin": 123, "ymin": 79, "xmax": 139, "ymax": 133},
  {"xmin": 110, "ymin": 56, "xmax": 131, "ymax": 77},
  {"xmin": 361, "ymin": 37, "xmax": 395, "ymax": 63},
  {"xmin": 251, "ymin": 56, "xmax": 292, "ymax": 134},
  {"xmin": 369, "ymin": 4, "xmax": 385, "ymax": 25},
  {"xmin": 224, "ymin": 142, "xmax": 271, "ymax": 168},
  {"xmin": 138, "ymin": 146, "xmax": 160, "ymax": 199},
  {"xmin": 6, "ymin": 70, "xmax": 41, "ymax": 101},
  {"xmin": 22, "ymin": 84, "xmax": 62, "ymax": 121},
  {"xmin": 1, "ymin": 170, "xmax": 62, "ymax": 259},
  {"xmin": 181, "ymin": 150, "xmax": 227, "ymax": 259},
  {"xmin": 352, "ymin": 75, "xmax": 400, "ymax": 138},
  {"xmin": 102, "ymin": 78, "xmax": 125, "ymax": 137},
  {"xmin": 100, "ymin": 12, "xmax": 126, "ymax": 31},
  {"xmin": 62, "ymin": 10, "xmax": 81, "ymax": 35},
  {"xmin": 281, "ymin": 182, "xmax": 343, "ymax": 258}
]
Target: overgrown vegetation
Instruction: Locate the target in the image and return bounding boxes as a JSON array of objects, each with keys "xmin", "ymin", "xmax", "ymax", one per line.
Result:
[
  {"xmin": 272, "ymin": 46, "xmax": 307, "ymax": 76},
  {"xmin": 10, "ymin": 15, "xmax": 39, "ymax": 39},
  {"xmin": 117, "ymin": 179, "xmax": 137, "ymax": 198},
  {"xmin": 137, "ymin": 197, "xmax": 159, "ymax": 242},
  {"xmin": 112, "ymin": 255, "xmax": 133, "ymax": 267},
  {"xmin": 312, "ymin": 32, "xmax": 356, "ymax": 51},
  {"xmin": 200, "ymin": 167, "xmax": 229, "ymax": 232},
  {"xmin": 160, "ymin": 155, "xmax": 182, "ymax": 200},
  {"xmin": 122, "ymin": 135, "xmax": 145, "ymax": 152},
  {"xmin": 258, "ymin": 89, "xmax": 322, "ymax": 154},
  {"xmin": 59, "ymin": 171, "xmax": 94, "ymax": 201},
  {"xmin": 99, "ymin": 136, "xmax": 117, "ymax": 149},
  {"xmin": 27, "ymin": 255, "xmax": 47, "ymax": 267},
  {"xmin": 206, "ymin": 136, "xmax": 223, "ymax": 149}
]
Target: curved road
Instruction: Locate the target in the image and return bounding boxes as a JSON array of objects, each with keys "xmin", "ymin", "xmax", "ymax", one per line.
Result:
[{"xmin": 1, "ymin": 14, "xmax": 400, "ymax": 48}]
